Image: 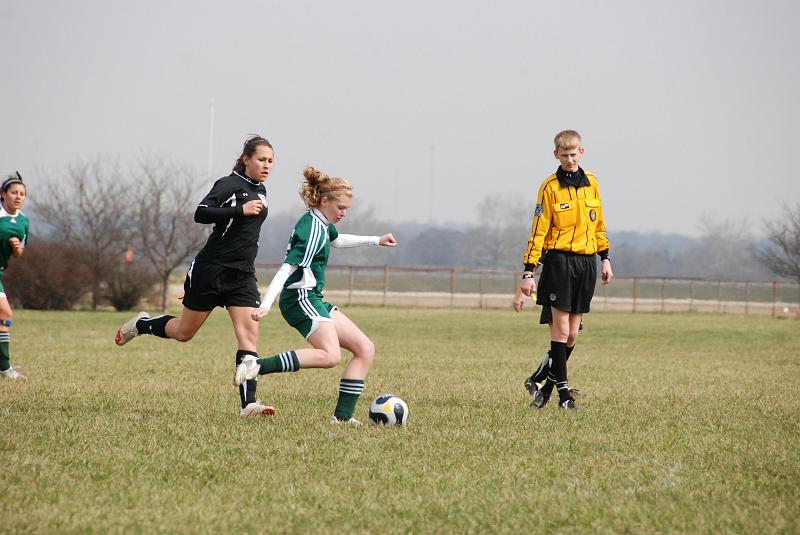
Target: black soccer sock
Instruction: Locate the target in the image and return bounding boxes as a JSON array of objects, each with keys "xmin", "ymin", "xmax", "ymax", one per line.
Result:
[
  {"xmin": 531, "ymin": 345, "xmax": 574, "ymax": 384},
  {"xmin": 0, "ymin": 330, "xmax": 10, "ymax": 371},
  {"xmin": 136, "ymin": 315, "xmax": 175, "ymax": 339},
  {"xmin": 550, "ymin": 341, "xmax": 571, "ymax": 403},
  {"xmin": 529, "ymin": 351, "xmax": 551, "ymax": 384},
  {"xmin": 236, "ymin": 350, "xmax": 258, "ymax": 409}
]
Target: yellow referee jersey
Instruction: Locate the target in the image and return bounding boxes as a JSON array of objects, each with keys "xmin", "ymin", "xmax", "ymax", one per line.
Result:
[{"xmin": 523, "ymin": 170, "xmax": 609, "ymax": 266}]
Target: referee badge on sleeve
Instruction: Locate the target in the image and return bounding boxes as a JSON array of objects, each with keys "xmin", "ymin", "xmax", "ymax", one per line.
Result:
[{"xmin": 534, "ymin": 204, "xmax": 543, "ymax": 216}]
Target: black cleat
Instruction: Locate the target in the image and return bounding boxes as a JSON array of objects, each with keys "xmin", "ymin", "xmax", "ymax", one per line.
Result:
[{"xmin": 530, "ymin": 389, "xmax": 550, "ymax": 409}]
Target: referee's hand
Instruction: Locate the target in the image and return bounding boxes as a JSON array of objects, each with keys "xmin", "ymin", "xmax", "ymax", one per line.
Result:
[
  {"xmin": 519, "ymin": 277, "xmax": 536, "ymax": 297},
  {"xmin": 601, "ymin": 259, "xmax": 614, "ymax": 285}
]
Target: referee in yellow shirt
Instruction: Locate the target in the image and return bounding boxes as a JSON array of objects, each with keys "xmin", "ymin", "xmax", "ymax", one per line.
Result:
[{"xmin": 513, "ymin": 130, "xmax": 613, "ymax": 409}]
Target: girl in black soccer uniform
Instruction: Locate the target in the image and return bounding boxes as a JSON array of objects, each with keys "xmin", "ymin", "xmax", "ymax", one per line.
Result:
[{"xmin": 115, "ymin": 135, "xmax": 276, "ymax": 418}]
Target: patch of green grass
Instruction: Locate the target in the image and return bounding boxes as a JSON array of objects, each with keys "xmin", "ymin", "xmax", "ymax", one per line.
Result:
[{"xmin": 1, "ymin": 308, "xmax": 798, "ymax": 534}]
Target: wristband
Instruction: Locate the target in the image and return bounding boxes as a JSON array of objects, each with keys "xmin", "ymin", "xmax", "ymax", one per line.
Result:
[{"xmin": 521, "ymin": 273, "xmax": 535, "ymax": 280}]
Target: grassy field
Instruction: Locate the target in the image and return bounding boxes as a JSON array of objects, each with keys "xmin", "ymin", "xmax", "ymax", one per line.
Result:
[{"xmin": 1, "ymin": 307, "xmax": 799, "ymax": 534}]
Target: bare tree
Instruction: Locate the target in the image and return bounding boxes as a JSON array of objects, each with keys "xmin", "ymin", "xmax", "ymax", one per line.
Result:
[
  {"xmin": 460, "ymin": 192, "xmax": 532, "ymax": 268},
  {"xmin": 756, "ymin": 202, "xmax": 800, "ymax": 287},
  {"xmin": 135, "ymin": 159, "xmax": 209, "ymax": 311},
  {"xmin": 32, "ymin": 157, "xmax": 134, "ymax": 309}
]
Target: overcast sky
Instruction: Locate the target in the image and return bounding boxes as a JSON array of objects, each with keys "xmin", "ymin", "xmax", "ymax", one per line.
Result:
[{"xmin": 2, "ymin": 0, "xmax": 798, "ymax": 237}]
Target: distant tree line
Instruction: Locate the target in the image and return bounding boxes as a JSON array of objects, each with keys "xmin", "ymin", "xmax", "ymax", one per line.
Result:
[
  {"xmin": 258, "ymin": 194, "xmax": 791, "ymax": 283},
  {"xmin": 6, "ymin": 161, "xmax": 799, "ymax": 311}
]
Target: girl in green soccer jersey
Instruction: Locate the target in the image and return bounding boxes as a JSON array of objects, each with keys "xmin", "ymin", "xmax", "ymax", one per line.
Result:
[
  {"xmin": 237, "ymin": 166, "xmax": 397, "ymax": 424},
  {"xmin": 0, "ymin": 173, "xmax": 30, "ymax": 380}
]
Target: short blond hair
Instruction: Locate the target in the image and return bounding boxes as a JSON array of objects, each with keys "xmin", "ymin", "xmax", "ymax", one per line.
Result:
[
  {"xmin": 299, "ymin": 166, "xmax": 352, "ymax": 209},
  {"xmin": 554, "ymin": 130, "xmax": 582, "ymax": 151}
]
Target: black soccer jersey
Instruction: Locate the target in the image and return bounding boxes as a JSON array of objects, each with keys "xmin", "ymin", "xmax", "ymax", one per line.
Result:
[{"xmin": 194, "ymin": 172, "xmax": 268, "ymax": 273}]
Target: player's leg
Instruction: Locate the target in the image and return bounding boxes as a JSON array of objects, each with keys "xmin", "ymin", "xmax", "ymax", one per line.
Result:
[
  {"xmin": 115, "ymin": 260, "xmax": 216, "ymax": 346},
  {"xmin": 329, "ymin": 308, "xmax": 375, "ymax": 423},
  {"xmin": 228, "ymin": 306, "xmax": 274, "ymax": 417},
  {"xmin": 0, "ymin": 293, "xmax": 24, "ymax": 380},
  {"xmin": 549, "ymin": 307, "xmax": 576, "ymax": 409}
]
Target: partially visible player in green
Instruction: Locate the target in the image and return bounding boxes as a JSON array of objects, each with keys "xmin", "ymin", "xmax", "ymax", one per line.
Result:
[
  {"xmin": 513, "ymin": 130, "xmax": 613, "ymax": 409},
  {"xmin": 237, "ymin": 166, "xmax": 397, "ymax": 425},
  {"xmin": 0, "ymin": 172, "xmax": 30, "ymax": 380}
]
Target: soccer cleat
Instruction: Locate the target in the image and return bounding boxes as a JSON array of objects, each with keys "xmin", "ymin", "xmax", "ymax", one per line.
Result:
[
  {"xmin": 559, "ymin": 398, "xmax": 577, "ymax": 410},
  {"xmin": 329, "ymin": 415, "xmax": 362, "ymax": 426},
  {"xmin": 523, "ymin": 375, "xmax": 540, "ymax": 398},
  {"xmin": 240, "ymin": 401, "xmax": 276, "ymax": 418},
  {"xmin": 530, "ymin": 389, "xmax": 550, "ymax": 409},
  {"xmin": 233, "ymin": 355, "xmax": 260, "ymax": 386},
  {"xmin": 115, "ymin": 311, "xmax": 149, "ymax": 346},
  {"xmin": 0, "ymin": 366, "xmax": 26, "ymax": 380}
]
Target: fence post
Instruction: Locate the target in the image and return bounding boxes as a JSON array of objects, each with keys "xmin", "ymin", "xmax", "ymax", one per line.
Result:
[
  {"xmin": 661, "ymin": 279, "xmax": 666, "ymax": 313},
  {"xmin": 450, "ymin": 268, "xmax": 456, "ymax": 307},
  {"xmin": 689, "ymin": 280, "xmax": 695, "ymax": 313},
  {"xmin": 772, "ymin": 280, "xmax": 777, "ymax": 317},
  {"xmin": 717, "ymin": 280, "xmax": 722, "ymax": 313},
  {"xmin": 632, "ymin": 277, "xmax": 638, "ymax": 313},
  {"xmin": 745, "ymin": 281, "xmax": 750, "ymax": 316},
  {"xmin": 348, "ymin": 266, "xmax": 354, "ymax": 307},
  {"xmin": 382, "ymin": 265, "xmax": 389, "ymax": 307},
  {"xmin": 479, "ymin": 271, "xmax": 485, "ymax": 310}
]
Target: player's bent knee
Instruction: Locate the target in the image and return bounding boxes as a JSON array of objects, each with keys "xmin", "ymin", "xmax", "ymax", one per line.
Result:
[
  {"xmin": 322, "ymin": 349, "xmax": 342, "ymax": 368},
  {"xmin": 173, "ymin": 330, "xmax": 196, "ymax": 343},
  {"xmin": 353, "ymin": 339, "xmax": 375, "ymax": 362}
]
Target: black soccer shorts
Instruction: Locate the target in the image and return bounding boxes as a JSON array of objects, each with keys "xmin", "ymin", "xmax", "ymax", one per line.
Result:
[{"xmin": 182, "ymin": 260, "xmax": 261, "ymax": 311}]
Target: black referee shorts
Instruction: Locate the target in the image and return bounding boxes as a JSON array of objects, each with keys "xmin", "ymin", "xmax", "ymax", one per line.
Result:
[
  {"xmin": 535, "ymin": 251, "xmax": 597, "ymax": 314},
  {"xmin": 182, "ymin": 260, "xmax": 261, "ymax": 312}
]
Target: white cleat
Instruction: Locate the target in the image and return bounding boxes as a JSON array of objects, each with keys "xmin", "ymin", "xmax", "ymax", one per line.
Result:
[
  {"xmin": 330, "ymin": 415, "xmax": 362, "ymax": 426},
  {"xmin": 233, "ymin": 355, "xmax": 260, "ymax": 386},
  {"xmin": 240, "ymin": 401, "xmax": 276, "ymax": 418},
  {"xmin": 0, "ymin": 366, "xmax": 26, "ymax": 380},
  {"xmin": 115, "ymin": 311, "xmax": 149, "ymax": 346}
]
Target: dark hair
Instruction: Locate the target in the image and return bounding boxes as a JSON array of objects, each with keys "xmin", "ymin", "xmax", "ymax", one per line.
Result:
[
  {"xmin": 233, "ymin": 136, "xmax": 273, "ymax": 174},
  {"xmin": 1, "ymin": 171, "xmax": 24, "ymax": 192}
]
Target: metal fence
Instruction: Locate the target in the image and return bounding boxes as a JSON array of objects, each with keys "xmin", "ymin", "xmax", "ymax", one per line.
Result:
[{"xmin": 253, "ymin": 263, "xmax": 800, "ymax": 317}]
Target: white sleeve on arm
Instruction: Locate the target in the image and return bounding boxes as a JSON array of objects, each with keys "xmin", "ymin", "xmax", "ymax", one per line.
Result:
[
  {"xmin": 330, "ymin": 234, "xmax": 380, "ymax": 248},
  {"xmin": 259, "ymin": 263, "xmax": 298, "ymax": 310}
]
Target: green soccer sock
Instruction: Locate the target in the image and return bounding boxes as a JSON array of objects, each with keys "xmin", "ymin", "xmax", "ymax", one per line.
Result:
[
  {"xmin": 256, "ymin": 351, "xmax": 300, "ymax": 375},
  {"xmin": 333, "ymin": 379, "xmax": 365, "ymax": 421},
  {"xmin": 0, "ymin": 331, "xmax": 10, "ymax": 371}
]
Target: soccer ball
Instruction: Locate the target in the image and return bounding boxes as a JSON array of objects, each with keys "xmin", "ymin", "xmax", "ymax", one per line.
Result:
[{"xmin": 368, "ymin": 394, "xmax": 409, "ymax": 427}]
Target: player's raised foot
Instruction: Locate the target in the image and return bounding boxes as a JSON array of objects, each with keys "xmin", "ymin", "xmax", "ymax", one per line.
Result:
[
  {"xmin": 530, "ymin": 389, "xmax": 550, "ymax": 409},
  {"xmin": 559, "ymin": 398, "xmax": 577, "ymax": 410},
  {"xmin": 115, "ymin": 311, "xmax": 149, "ymax": 346},
  {"xmin": 0, "ymin": 366, "xmax": 26, "ymax": 380},
  {"xmin": 233, "ymin": 355, "xmax": 260, "ymax": 386},
  {"xmin": 329, "ymin": 415, "xmax": 362, "ymax": 426},
  {"xmin": 240, "ymin": 401, "xmax": 276, "ymax": 418}
]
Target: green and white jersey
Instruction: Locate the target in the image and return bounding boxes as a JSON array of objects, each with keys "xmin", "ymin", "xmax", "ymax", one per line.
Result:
[
  {"xmin": 281, "ymin": 209, "xmax": 338, "ymax": 297},
  {"xmin": 0, "ymin": 206, "xmax": 29, "ymax": 272}
]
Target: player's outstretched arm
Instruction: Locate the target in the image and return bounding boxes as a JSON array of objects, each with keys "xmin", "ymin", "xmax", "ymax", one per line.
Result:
[{"xmin": 330, "ymin": 233, "xmax": 398, "ymax": 248}]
